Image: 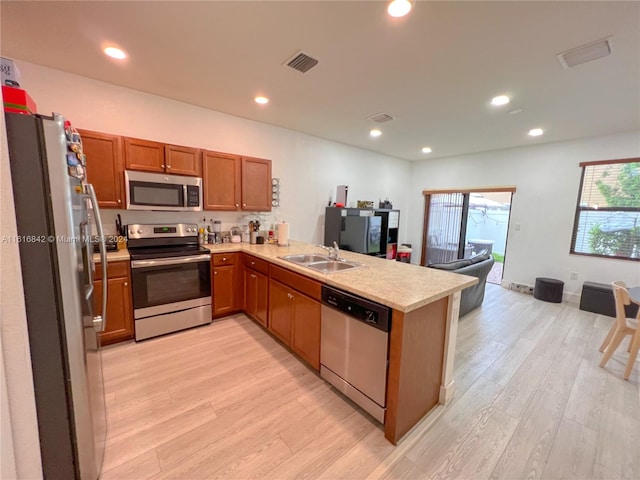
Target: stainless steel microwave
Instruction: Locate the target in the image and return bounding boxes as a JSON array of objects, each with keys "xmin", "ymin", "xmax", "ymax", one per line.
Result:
[{"xmin": 124, "ymin": 170, "xmax": 203, "ymax": 211}]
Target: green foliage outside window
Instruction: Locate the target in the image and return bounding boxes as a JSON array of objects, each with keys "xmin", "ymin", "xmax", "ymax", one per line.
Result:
[{"xmin": 589, "ymin": 162, "xmax": 640, "ymax": 258}]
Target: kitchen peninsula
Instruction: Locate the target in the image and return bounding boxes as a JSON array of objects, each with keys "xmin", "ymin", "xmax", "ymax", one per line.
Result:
[{"xmin": 97, "ymin": 240, "xmax": 476, "ymax": 444}]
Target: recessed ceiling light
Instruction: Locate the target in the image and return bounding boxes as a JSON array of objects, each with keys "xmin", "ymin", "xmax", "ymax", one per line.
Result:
[
  {"xmin": 421, "ymin": 147, "xmax": 432, "ymax": 154},
  {"xmin": 387, "ymin": 0, "xmax": 412, "ymax": 18},
  {"xmin": 491, "ymin": 95, "xmax": 510, "ymax": 106},
  {"xmin": 528, "ymin": 128, "xmax": 544, "ymax": 137},
  {"xmin": 103, "ymin": 46, "xmax": 127, "ymax": 60},
  {"xmin": 254, "ymin": 96, "xmax": 269, "ymax": 105},
  {"xmin": 370, "ymin": 129, "xmax": 382, "ymax": 138}
]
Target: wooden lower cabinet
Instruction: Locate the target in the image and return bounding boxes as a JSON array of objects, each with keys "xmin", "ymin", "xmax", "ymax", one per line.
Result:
[
  {"xmin": 291, "ymin": 292, "xmax": 321, "ymax": 370},
  {"xmin": 244, "ymin": 267, "xmax": 269, "ymax": 327},
  {"xmin": 268, "ymin": 279, "xmax": 293, "ymax": 344},
  {"xmin": 94, "ymin": 261, "xmax": 134, "ymax": 345},
  {"xmin": 268, "ymin": 277, "xmax": 321, "ymax": 371},
  {"xmin": 212, "ymin": 253, "xmax": 242, "ymax": 316}
]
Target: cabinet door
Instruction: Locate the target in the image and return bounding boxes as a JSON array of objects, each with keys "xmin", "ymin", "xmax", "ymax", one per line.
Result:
[
  {"xmin": 244, "ymin": 268, "xmax": 258, "ymax": 322},
  {"xmin": 79, "ymin": 130, "xmax": 123, "ymax": 209},
  {"xmin": 95, "ymin": 276, "xmax": 133, "ymax": 345},
  {"xmin": 268, "ymin": 279, "xmax": 292, "ymax": 344},
  {"xmin": 165, "ymin": 145, "xmax": 201, "ymax": 177},
  {"xmin": 255, "ymin": 271, "xmax": 269, "ymax": 327},
  {"xmin": 124, "ymin": 137, "xmax": 165, "ymax": 173},
  {"xmin": 203, "ymin": 151, "xmax": 241, "ymax": 210},
  {"xmin": 241, "ymin": 156, "xmax": 272, "ymax": 211},
  {"xmin": 213, "ymin": 265, "xmax": 235, "ymax": 316},
  {"xmin": 291, "ymin": 293, "xmax": 321, "ymax": 371}
]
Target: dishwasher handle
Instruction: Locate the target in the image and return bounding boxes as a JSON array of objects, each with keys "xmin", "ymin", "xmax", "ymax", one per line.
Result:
[{"xmin": 321, "ymin": 285, "xmax": 391, "ymax": 332}]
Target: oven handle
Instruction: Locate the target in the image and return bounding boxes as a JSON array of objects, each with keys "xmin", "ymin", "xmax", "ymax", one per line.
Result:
[{"xmin": 131, "ymin": 254, "xmax": 211, "ymax": 268}]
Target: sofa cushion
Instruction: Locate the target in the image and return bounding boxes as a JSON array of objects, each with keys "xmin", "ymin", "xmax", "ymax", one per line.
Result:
[
  {"xmin": 429, "ymin": 259, "xmax": 473, "ymax": 271},
  {"xmin": 469, "ymin": 250, "xmax": 491, "ymax": 264}
]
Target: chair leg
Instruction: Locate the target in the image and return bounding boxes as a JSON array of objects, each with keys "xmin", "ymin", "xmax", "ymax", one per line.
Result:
[
  {"xmin": 623, "ymin": 333, "xmax": 640, "ymax": 380},
  {"xmin": 599, "ymin": 330, "xmax": 627, "ymax": 368},
  {"xmin": 627, "ymin": 334, "xmax": 633, "ymax": 353},
  {"xmin": 599, "ymin": 322, "xmax": 617, "ymax": 353}
]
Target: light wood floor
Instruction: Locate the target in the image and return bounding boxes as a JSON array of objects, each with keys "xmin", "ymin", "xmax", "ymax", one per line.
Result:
[{"xmin": 100, "ymin": 284, "xmax": 639, "ymax": 479}]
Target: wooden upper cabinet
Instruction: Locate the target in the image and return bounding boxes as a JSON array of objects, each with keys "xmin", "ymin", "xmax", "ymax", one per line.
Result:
[
  {"xmin": 124, "ymin": 137, "xmax": 165, "ymax": 173},
  {"xmin": 241, "ymin": 156, "xmax": 272, "ymax": 211},
  {"xmin": 203, "ymin": 151, "xmax": 241, "ymax": 211},
  {"xmin": 165, "ymin": 144, "xmax": 201, "ymax": 176},
  {"xmin": 79, "ymin": 129, "xmax": 124, "ymax": 209}
]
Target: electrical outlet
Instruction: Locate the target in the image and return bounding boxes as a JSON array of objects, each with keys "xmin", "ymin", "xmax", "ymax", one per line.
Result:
[{"xmin": 570, "ymin": 272, "xmax": 578, "ymax": 280}]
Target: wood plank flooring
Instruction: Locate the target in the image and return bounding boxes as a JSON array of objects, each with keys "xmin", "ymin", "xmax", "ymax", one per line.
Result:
[{"xmin": 100, "ymin": 284, "xmax": 639, "ymax": 479}]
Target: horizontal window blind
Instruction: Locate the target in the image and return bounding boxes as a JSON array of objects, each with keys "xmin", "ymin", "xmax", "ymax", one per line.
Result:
[{"xmin": 571, "ymin": 159, "xmax": 640, "ymax": 260}]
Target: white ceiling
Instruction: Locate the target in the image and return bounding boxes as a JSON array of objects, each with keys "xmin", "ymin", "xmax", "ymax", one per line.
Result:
[{"xmin": 2, "ymin": 1, "xmax": 639, "ymax": 161}]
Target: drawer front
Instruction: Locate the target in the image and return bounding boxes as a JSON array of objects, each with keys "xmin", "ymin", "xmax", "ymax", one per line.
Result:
[
  {"xmin": 95, "ymin": 260, "xmax": 129, "ymax": 280},
  {"xmin": 270, "ymin": 264, "xmax": 321, "ymax": 301},
  {"xmin": 243, "ymin": 254, "xmax": 269, "ymax": 275},
  {"xmin": 213, "ymin": 253, "xmax": 236, "ymax": 266}
]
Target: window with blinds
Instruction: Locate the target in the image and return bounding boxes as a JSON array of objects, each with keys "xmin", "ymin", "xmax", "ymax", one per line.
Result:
[{"xmin": 571, "ymin": 158, "xmax": 640, "ymax": 260}]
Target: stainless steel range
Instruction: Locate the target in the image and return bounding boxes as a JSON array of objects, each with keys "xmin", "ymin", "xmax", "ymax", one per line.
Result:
[{"xmin": 128, "ymin": 223, "xmax": 211, "ymax": 341}]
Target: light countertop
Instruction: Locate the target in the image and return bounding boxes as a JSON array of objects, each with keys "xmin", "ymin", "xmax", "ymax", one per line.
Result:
[{"xmin": 93, "ymin": 241, "xmax": 477, "ymax": 312}]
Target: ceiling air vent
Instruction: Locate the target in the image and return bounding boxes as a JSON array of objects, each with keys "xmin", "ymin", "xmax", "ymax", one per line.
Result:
[
  {"xmin": 557, "ymin": 37, "xmax": 613, "ymax": 69},
  {"xmin": 284, "ymin": 50, "xmax": 319, "ymax": 74},
  {"xmin": 368, "ymin": 113, "xmax": 395, "ymax": 123}
]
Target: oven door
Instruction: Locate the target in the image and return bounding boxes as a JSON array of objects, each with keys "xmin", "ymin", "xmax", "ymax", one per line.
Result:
[{"xmin": 130, "ymin": 254, "xmax": 211, "ymax": 318}]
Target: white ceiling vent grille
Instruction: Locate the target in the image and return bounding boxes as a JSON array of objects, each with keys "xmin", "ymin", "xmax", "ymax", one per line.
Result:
[
  {"xmin": 557, "ymin": 37, "xmax": 613, "ymax": 69},
  {"xmin": 368, "ymin": 113, "xmax": 395, "ymax": 123},
  {"xmin": 284, "ymin": 50, "xmax": 319, "ymax": 74}
]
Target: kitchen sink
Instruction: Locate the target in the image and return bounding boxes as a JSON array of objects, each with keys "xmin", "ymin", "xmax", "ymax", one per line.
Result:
[
  {"xmin": 280, "ymin": 254, "xmax": 330, "ymax": 264},
  {"xmin": 279, "ymin": 254, "xmax": 363, "ymax": 274},
  {"xmin": 306, "ymin": 260, "xmax": 363, "ymax": 273}
]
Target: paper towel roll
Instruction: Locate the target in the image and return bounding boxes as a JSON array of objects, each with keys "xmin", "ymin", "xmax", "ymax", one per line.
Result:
[{"xmin": 278, "ymin": 223, "xmax": 289, "ymax": 246}]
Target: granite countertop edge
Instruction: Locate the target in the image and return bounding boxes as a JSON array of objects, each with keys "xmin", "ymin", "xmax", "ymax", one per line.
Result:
[{"xmin": 94, "ymin": 241, "xmax": 477, "ymax": 313}]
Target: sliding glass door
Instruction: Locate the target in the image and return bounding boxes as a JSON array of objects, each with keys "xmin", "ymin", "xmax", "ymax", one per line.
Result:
[{"xmin": 422, "ymin": 188, "xmax": 515, "ymax": 284}]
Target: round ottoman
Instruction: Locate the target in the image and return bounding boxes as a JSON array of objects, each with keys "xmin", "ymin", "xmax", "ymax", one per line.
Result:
[{"xmin": 534, "ymin": 277, "xmax": 564, "ymax": 303}]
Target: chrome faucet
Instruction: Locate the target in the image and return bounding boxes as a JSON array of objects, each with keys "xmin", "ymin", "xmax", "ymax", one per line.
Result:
[
  {"xmin": 318, "ymin": 242, "xmax": 341, "ymax": 261},
  {"xmin": 332, "ymin": 241, "xmax": 341, "ymax": 261}
]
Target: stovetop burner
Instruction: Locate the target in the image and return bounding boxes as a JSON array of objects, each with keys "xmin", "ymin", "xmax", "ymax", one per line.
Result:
[{"xmin": 126, "ymin": 223, "xmax": 210, "ymax": 260}]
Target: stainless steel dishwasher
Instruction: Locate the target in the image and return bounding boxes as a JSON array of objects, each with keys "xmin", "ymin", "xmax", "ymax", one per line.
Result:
[{"xmin": 320, "ymin": 285, "xmax": 391, "ymax": 423}]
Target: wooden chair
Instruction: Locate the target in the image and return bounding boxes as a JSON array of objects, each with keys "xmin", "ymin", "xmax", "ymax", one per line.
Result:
[{"xmin": 599, "ymin": 281, "xmax": 639, "ymax": 380}]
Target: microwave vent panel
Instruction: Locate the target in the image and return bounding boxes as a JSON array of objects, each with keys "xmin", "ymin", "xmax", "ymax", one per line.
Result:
[{"xmin": 284, "ymin": 51, "xmax": 319, "ymax": 74}]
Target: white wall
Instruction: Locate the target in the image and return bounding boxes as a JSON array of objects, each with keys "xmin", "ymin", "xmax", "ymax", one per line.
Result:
[
  {"xmin": 15, "ymin": 60, "xmax": 412, "ymax": 243},
  {"xmin": 0, "ymin": 92, "xmax": 43, "ymax": 479},
  {"xmin": 406, "ymin": 133, "xmax": 640, "ymax": 301}
]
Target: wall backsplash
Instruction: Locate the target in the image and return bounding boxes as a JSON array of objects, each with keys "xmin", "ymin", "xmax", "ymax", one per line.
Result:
[{"xmin": 98, "ymin": 209, "xmax": 286, "ymax": 237}]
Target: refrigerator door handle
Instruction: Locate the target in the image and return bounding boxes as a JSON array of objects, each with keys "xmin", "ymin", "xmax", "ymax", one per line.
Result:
[{"xmin": 87, "ymin": 183, "xmax": 108, "ymax": 333}]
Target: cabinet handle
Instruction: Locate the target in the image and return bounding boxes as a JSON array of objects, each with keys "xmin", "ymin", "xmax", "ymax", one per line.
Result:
[
  {"xmin": 251, "ymin": 274, "xmax": 256, "ymax": 279},
  {"xmin": 251, "ymin": 261, "xmax": 255, "ymax": 266},
  {"xmin": 117, "ymin": 199, "xmax": 121, "ymax": 204},
  {"xmin": 161, "ymin": 164, "xmax": 166, "ymax": 168},
  {"xmin": 167, "ymin": 165, "xmax": 171, "ymax": 169},
  {"xmin": 235, "ymin": 203, "xmax": 239, "ymax": 207},
  {"xmin": 223, "ymin": 257, "xmax": 227, "ymax": 261},
  {"xmin": 243, "ymin": 203, "xmax": 246, "ymax": 207},
  {"xmin": 214, "ymin": 271, "xmax": 218, "ymax": 275},
  {"xmin": 124, "ymin": 282, "xmax": 128, "ymax": 286}
]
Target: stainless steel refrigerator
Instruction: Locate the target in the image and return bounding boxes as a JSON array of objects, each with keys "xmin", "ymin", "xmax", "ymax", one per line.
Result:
[{"xmin": 5, "ymin": 112, "xmax": 108, "ymax": 479}]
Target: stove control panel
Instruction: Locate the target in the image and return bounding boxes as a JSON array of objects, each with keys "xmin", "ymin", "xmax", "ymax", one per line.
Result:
[{"xmin": 127, "ymin": 223, "xmax": 198, "ymax": 240}]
